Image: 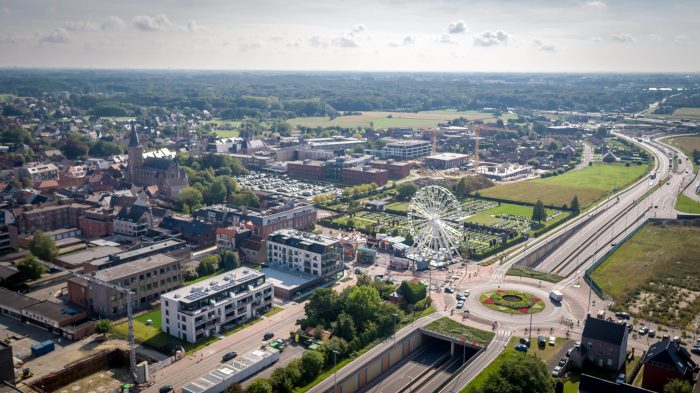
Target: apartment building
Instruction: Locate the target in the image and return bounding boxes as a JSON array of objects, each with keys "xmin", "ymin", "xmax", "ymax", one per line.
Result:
[
  {"xmin": 369, "ymin": 160, "xmax": 411, "ymax": 179},
  {"xmin": 113, "ymin": 200, "xmax": 153, "ymax": 240},
  {"xmin": 19, "ymin": 163, "xmax": 59, "ymax": 184},
  {"xmin": 160, "ymin": 268, "xmax": 273, "ymax": 343},
  {"xmin": 340, "ymin": 166, "xmax": 388, "ymax": 186},
  {"xmin": 12, "ymin": 202, "xmax": 90, "ymax": 235},
  {"xmin": 380, "ymin": 139, "xmax": 432, "ymax": 160},
  {"xmin": 267, "ymin": 229, "xmax": 344, "ymax": 278},
  {"xmin": 68, "ymin": 254, "xmax": 182, "ymax": 317}
]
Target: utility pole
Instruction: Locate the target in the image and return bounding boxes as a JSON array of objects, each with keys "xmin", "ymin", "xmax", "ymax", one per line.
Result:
[
  {"xmin": 392, "ymin": 313, "xmax": 398, "ymax": 347},
  {"xmin": 333, "ymin": 350, "xmax": 339, "ymax": 391},
  {"xmin": 529, "ymin": 313, "xmax": 533, "ymax": 342}
]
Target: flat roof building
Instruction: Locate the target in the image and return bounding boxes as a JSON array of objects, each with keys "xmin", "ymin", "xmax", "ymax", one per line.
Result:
[
  {"xmin": 160, "ymin": 268, "xmax": 273, "ymax": 343},
  {"xmin": 380, "ymin": 139, "xmax": 432, "ymax": 160},
  {"xmin": 267, "ymin": 229, "xmax": 344, "ymax": 278},
  {"xmin": 424, "ymin": 153, "xmax": 469, "ymax": 169}
]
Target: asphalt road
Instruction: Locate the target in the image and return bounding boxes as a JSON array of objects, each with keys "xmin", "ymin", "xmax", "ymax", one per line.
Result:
[{"xmin": 365, "ymin": 343, "xmax": 447, "ymax": 393}]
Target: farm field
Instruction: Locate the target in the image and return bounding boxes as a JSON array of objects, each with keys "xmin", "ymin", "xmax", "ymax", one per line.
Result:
[
  {"xmin": 214, "ymin": 129, "xmax": 240, "ymax": 138},
  {"xmin": 672, "ymin": 107, "xmax": 700, "ymax": 119},
  {"xmin": 286, "ymin": 109, "xmax": 516, "ymax": 129},
  {"xmin": 479, "ymin": 163, "xmax": 648, "ymax": 207},
  {"xmin": 675, "ymin": 193, "xmax": 700, "ymax": 213},
  {"xmin": 590, "ymin": 222, "xmax": 700, "ymax": 328}
]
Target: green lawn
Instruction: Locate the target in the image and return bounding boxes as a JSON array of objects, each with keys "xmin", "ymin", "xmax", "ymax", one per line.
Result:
[
  {"xmin": 462, "ymin": 336, "xmax": 563, "ymax": 392},
  {"xmin": 675, "ymin": 193, "xmax": 700, "ymax": 213},
  {"xmin": 99, "ymin": 116, "xmax": 136, "ymax": 121},
  {"xmin": 590, "ymin": 223, "xmax": 700, "ymax": 327},
  {"xmin": 263, "ymin": 306, "xmax": 284, "ymax": 317},
  {"xmin": 664, "ymin": 135, "xmax": 700, "ymax": 173},
  {"xmin": 467, "ymin": 203, "xmax": 533, "ymax": 225},
  {"xmin": 423, "ymin": 317, "xmax": 495, "ymax": 346},
  {"xmin": 506, "ymin": 266, "xmax": 564, "ymax": 283},
  {"xmin": 385, "ymin": 201, "xmax": 409, "ymax": 212},
  {"xmin": 185, "ymin": 270, "xmax": 222, "ymax": 284},
  {"xmin": 287, "ymin": 110, "xmax": 507, "ymax": 129},
  {"xmin": 672, "ymin": 107, "xmax": 700, "ymax": 119},
  {"xmin": 202, "ymin": 118, "xmax": 242, "ymax": 127},
  {"xmin": 479, "ymin": 163, "xmax": 649, "ymax": 207}
]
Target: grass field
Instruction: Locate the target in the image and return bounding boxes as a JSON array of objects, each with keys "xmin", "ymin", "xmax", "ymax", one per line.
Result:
[
  {"xmin": 591, "ymin": 223, "xmax": 700, "ymax": 328},
  {"xmin": 214, "ymin": 130, "xmax": 240, "ymax": 138},
  {"xmin": 287, "ymin": 109, "xmax": 516, "ymax": 129},
  {"xmin": 479, "ymin": 163, "xmax": 648, "ymax": 207},
  {"xmin": 462, "ymin": 336, "xmax": 563, "ymax": 392},
  {"xmin": 675, "ymin": 193, "xmax": 700, "ymax": 213},
  {"xmin": 665, "ymin": 135, "xmax": 700, "ymax": 173},
  {"xmin": 506, "ymin": 266, "xmax": 564, "ymax": 283},
  {"xmin": 672, "ymin": 107, "xmax": 700, "ymax": 119},
  {"xmin": 423, "ymin": 317, "xmax": 495, "ymax": 346}
]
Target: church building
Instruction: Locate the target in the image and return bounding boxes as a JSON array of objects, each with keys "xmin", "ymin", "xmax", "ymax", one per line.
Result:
[{"xmin": 127, "ymin": 125, "xmax": 188, "ymax": 197}]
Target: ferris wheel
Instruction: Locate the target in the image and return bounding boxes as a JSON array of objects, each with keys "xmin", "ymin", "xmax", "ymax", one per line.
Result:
[{"xmin": 408, "ymin": 185, "xmax": 464, "ymax": 261}]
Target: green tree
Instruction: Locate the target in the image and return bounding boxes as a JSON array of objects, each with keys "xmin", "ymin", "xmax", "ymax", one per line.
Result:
[
  {"xmin": 220, "ymin": 250, "xmax": 240, "ymax": 271},
  {"xmin": 570, "ymin": 195, "xmax": 580, "ymax": 212},
  {"xmin": 230, "ymin": 189, "xmax": 260, "ymax": 208},
  {"xmin": 531, "ymin": 200, "xmax": 546, "ymax": 223},
  {"xmin": 345, "ymin": 285, "xmax": 382, "ymax": 329},
  {"xmin": 17, "ymin": 255, "xmax": 47, "ymax": 280},
  {"xmin": 197, "ymin": 254, "xmax": 220, "ymax": 276},
  {"xmin": 300, "ymin": 350, "xmax": 324, "ymax": 382},
  {"xmin": 269, "ymin": 361, "xmax": 301, "ymax": 393},
  {"xmin": 663, "ymin": 379, "xmax": 692, "ymax": 393},
  {"xmin": 455, "ymin": 177, "xmax": 469, "ymax": 198},
  {"xmin": 398, "ymin": 280, "xmax": 427, "ymax": 304},
  {"xmin": 178, "ymin": 187, "xmax": 203, "ymax": 212},
  {"xmin": 89, "ymin": 140, "xmax": 123, "ymax": 157},
  {"xmin": 474, "ymin": 353, "xmax": 553, "ymax": 393},
  {"xmin": 28, "ymin": 230, "xmax": 58, "ymax": 261},
  {"xmin": 246, "ymin": 379, "xmax": 273, "ymax": 393},
  {"xmin": 304, "ymin": 288, "xmax": 341, "ymax": 327},
  {"xmin": 60, "ymin": 132, "xmax": 91, "ymax": 160},
  {"xmin": 203, "ymin": 179, "xmax": 228, "ymax": 205},
  {"xmin": 95, "ymin": 319, "xmax": 112, "ymax": 335},
  {"xmin": 333, "ymin": 313, "xmax": 356, "ymax": 341},
  {"xmin": 397, "ymin": 183, "xmax": 418, "ymax": 200}
]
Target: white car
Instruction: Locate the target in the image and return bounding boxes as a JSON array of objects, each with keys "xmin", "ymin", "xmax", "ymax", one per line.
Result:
[
  {"xmin": 551, "ymin": 366, "xmax": 562, "ymax": 377},
  {"xmin": 616, "ymin": 373, "xmax": 626, "ymax": 383},
  {"xmin": 548, "ymin": 336, "xmax": 556, "ymax": 346}
]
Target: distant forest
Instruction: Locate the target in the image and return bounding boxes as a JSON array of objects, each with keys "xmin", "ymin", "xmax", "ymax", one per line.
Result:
[{"xmin": 0, "ymin": 70, "xmax": 698, "ymax": 120}]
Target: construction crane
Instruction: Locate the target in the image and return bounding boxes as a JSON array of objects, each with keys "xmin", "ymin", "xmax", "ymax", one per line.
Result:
[{"xmin": 43, "ymin": 260, "xmax": 138, "ymax": 382}]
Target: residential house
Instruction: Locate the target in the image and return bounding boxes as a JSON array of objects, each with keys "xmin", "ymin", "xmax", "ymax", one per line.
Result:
[
  {"xmin": 569, "ymin": 317, "xmax": 629, "ymax": 371},
  {"xmin": 640, "ymin": 340, "xmax": 697, "ymax": 392}
]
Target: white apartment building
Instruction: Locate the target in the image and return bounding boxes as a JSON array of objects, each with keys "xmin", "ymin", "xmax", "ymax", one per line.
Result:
[
  {"xmin": 20, "ymin": 163, "xmax": 60, "ymax": 184},
  {"xmin": 160, "ymin": 268, "xmax": 273, "ymax": 343},
  {"xmin": 381, "ymin": 139, "xmax": 432, "ymax": 160},
  {"xmin": 267, "ymin": 229, "xmax": 344, "ymax": 278}
]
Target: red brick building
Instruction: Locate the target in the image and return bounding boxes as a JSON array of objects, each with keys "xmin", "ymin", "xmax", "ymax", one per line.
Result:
[
  {"xmin": 641, "ymin": 341, "xmax": 696, "ymax": 392},
  {"xmin": 370, "ymin": 160, "xmax": 411, "ymax": 179},
  {"xmin": 78, "ymin": 209, "xmax": 113, "ymax": 238},
  {"xmin": 341, "ymin": 167, "xmax": 389, "ymax": 186},
  {"xmin": 286, "ymin": 160, "xmax": 326, "ymax": 180}
]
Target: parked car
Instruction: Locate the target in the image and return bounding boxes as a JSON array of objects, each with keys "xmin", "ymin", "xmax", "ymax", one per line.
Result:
[
  {"xmin": 552, "ymin": 366, "xmax": 563, "ymax": 377},
  {"xmin": 538, "ymin": 336, "xmax": 546, "ymax": 348},
  {"xmin": 444, "ymin": 287, "xmax": 454, "ymax": 294},
  {"xmin": 159, "ymin": 386, "xmax": 173, "ymax": 393},
  {"xmin": 549, "ymin": 336, "xmax": 556, "ymax": 346},
  {"xmin": 263, "ymin": 332, "xmax": 274, "ymax": 340},
  {"xmin": 222, "ymin": 352, "xmax": 237, "ymax": 362},
  {"xmin": 456, "ymin": 294, "xmax": 465, "ymax": 301},
  {"xmin": 626, "ymin": 323, "xmax": 633, "ymax": 333},
  {"xmin": 661, "ymin": 334, "xmax": 671, "ymax": 341},
  {"xmin": 519, "ymin": 337, "xmax": 531, "ymax": 347},
  {"xmin": 456, "ymin": 301, "xmax": 464, "ymax": 309},
  {"xmin": 558, "ymin": 358, "xmax": 568, "ymax": 367},
  {"xmin": 648, "ymin": 329, "xmax": 656, "ymax": 338},
  {"xmin": 514, "ymin": 344, "xmax": 529, "ymax": 352},
  {"xmin": 638, "ymin": 327, "xmax": 649, "ymax": 335},
  {"xmin": 464, "ymin": 289, "xmax": 471, "ymax": 297},
  {"xmin": 691, "ymin": 347, "xmax": 700, "ymax": 355},
  {"xmin": 620, "ymin": 312, "xmax": 630, "ymax": 319},
  {"xmin": 616, "ymin": 373, "xmax": 626, "ymax": 383}
]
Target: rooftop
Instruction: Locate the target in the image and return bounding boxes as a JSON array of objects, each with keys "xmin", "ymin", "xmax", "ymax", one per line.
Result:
[
  {"xmin": 383, "ymin": 138, "xmax": 431, "ymax": 147},
  {"xmin": 56, "ymin": 246, "xmax": 122, "ymax": 267},
  {"xmin": 581, "ymin": 316, "xmax": 627, "ymax": 346},
  {"xmin": 426, "ymin": 153, "xmax": 469, "ymax": 161},
  {"xmin": 268, "ymin": 229, "xmax": 339, "ymax": 248},
  {"xmin": 161, "ymin": 267, "xmax": 265, "ymax": 303},
  {"xmin": 0, "ymin": 288, "xmax": 41, "ymax": 310},
  {"xmin": 92, "ymin": 254, "xmax": 177, "ymax": 282},
  {"xmin": 22, "ymin": 300, "xmax": 84, "ymax": 322},
  {"xmin": 260, "ymin": 267, "xmax": 315, "ymax": 291}
]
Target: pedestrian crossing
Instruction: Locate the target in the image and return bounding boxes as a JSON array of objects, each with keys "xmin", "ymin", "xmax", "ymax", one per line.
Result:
[{"xmin": 493, "ymin": 329, "xmax": 512, "ymax": 344}]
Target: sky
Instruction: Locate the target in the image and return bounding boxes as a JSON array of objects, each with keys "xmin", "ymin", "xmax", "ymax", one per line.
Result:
[{"xmin": 0, "ymin": 0, "xmax": 698, "ymax": 72}]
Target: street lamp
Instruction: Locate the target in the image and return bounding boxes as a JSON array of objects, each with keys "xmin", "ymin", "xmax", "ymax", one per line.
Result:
[
  {"xmin": 392, "ymin": 313, "xmax": 398, "ymax": 347},
  {"xmin": 333, "ymin": 349, "xmax": 339, "ymax": 391}
]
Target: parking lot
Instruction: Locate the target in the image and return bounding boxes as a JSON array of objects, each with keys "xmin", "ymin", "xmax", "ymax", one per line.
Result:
[{"xmin": 236, "ymin": 172, "xmax": 340, "ymax": 199}]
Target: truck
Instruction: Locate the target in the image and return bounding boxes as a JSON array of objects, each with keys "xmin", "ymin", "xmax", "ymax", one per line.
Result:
[
  {"xmin": 31, "ymin": 340, "xmax": 55, "ymax": 357},
  {"xmin": 549, "ymin": 290, "xmax": 564, "ymax": 302}
]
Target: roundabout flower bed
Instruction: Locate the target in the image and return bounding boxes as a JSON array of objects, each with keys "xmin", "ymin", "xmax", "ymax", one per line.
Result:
[{"xmin": 479, "ymin": 289, "xmax": 545, "ymax": 314}]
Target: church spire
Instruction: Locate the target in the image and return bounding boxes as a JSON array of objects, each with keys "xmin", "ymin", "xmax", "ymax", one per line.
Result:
[{"xmin": 128, "ymin": 122, "xmax": 141, "ymax": 148}]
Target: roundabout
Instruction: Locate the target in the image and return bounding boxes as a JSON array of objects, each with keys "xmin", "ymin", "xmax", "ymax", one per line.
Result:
[{"xmin": 479, "ymin": 289, "xmax": 545, "ymax": 315}]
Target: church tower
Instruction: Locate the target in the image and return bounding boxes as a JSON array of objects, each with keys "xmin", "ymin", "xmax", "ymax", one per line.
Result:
[{"xmin": 127, "ymin": 122, "xmax": 143, "ymax": 182}]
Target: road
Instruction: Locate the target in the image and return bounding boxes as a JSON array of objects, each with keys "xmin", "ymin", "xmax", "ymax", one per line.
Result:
[{"xmin": 365, "ymin": 343, "xmax": 447, "ymax": 393}]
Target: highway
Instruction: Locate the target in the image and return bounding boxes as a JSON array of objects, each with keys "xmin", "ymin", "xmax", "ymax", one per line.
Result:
[{"xmin": 364, "ymin": 342, "xmax": 448, "ymax": 393}]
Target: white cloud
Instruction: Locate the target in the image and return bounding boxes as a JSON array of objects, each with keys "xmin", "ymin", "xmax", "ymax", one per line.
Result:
[
  {"xmin": 186, "ymin": 20, "xmax": 200, "ymax": 33},
  {"xmin": 473, "ymin": 30, "xmax": 510, "ymax": 47},
  {"xmin": 308, "ymin": 35, "xmax": 328, "ymax": 48},
  {"xmin": 132, "ymin": 14, "xmax": 173, "ymax": 32},
  {"xmin": 332, "ymin": 34, "xmax": 358, "ymax": 48},
  {"xmin": 64, "ymin": 21, "xmax": 100, "ymax": 32},
  {"xmin": 532, "ymin": 39, "xmax": 555, "ymax": 51},
  {"xmin": 0, "ymin": 7, "xmax": 10, "ymax": 16},
  {"xmin": 39, "ymin": 28, "xmax": 71, "ymax": 44},
  {"xmin": 610, "ymin": 33, "xmax": 634, "ymax": 43},
  {"xmin": 239, "ymin": 42, "xmax": 262, "ymax": 51},
  {"xmin": 647, "ymin": 34, "xmax": 662, "ymax": 42},
  {"xmin": 447, "ymin": 20, "xmax": 467, "ymax": 34},
  {"xmin": 102, "ymin": 16, "xmax": 126, "ymax": 31},
  {"xmin": 352, "ymin": 24, "xmax": 365, "ymax": 33},
  {"xmin": 286, "ymin": 40, "xmax": 301, "ymax": 48},
  {"xmin": 402, "ymin": 35, "xmax": 416, "ymax": 46},
  {"xmin": 583, "ymin": 1, "xmax": 607, "ymax": 10},
  {"xmin": 674, "ymin": 35, "xmax": 689, "ymax": 43},
  {"xmin": 0, "ymin": 34, "xmax": 28, "ymax": 44},
  {"xmin": 591, "ymin": 36, "xmax": 604, "ymax": 42},
  {"xmin": 438, "ymin": 34, "xmax": 457, "ymax": 44}
]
